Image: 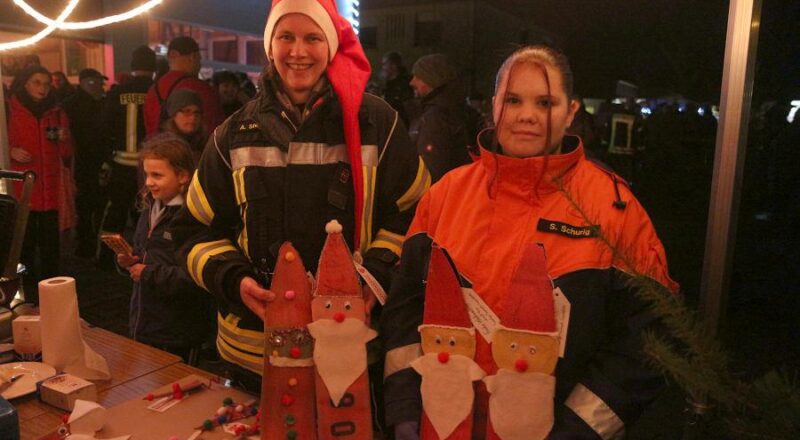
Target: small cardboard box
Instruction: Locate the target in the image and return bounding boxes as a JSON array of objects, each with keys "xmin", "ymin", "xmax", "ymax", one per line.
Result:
[
  {"xmin": 12, "ymin": 316, "xmax": 41, "ymax": 359},
  {"xmin": 39, "ymin": 374, "xmax": 97, "ymax": 411}
]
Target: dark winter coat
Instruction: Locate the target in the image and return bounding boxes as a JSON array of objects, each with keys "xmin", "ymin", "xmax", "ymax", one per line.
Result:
[
  {"xmin": 408, "ymin": 82, "xmax": 472, "ymax": 182},
  {"xmin": 62, "ymin": 88, "xmax": 110, "ymax": 189},
  {"xmin": 126, "ymin": 196, "xmax": 215, "ymax": 348}
]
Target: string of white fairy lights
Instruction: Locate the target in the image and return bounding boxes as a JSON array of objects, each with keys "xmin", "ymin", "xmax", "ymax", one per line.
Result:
[{"xmin": 0, "ymin": 0, "xmax": 164, "ymax": 51}]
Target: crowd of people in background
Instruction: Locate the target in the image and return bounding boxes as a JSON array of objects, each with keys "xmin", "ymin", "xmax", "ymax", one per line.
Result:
[{"xmin": 5, "ymin": 34, "xmax": 796, "ymax": 315}]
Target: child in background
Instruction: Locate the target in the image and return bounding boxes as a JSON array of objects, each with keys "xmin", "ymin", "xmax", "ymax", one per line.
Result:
[{"xmin": 116, "ymin": 133, "xmax": 215, "ymax": 362}]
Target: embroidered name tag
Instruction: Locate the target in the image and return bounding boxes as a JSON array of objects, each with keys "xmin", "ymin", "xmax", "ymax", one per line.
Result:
[
  {"xmin": 236, "ymin": 120, "xmax": 260, "ymax": 132},
  {"xmin": 537, "ymin": 219, "xmax": 598, "ymax": 238}
]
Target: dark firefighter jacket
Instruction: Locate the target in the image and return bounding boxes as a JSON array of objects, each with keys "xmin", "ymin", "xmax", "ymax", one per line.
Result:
[{"xmin": 172, "ymin": 78, "xmax": 429, "ymax": 374}]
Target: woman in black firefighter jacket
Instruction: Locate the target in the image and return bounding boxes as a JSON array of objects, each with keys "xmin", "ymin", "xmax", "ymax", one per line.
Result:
[{"xmin": 171, "ymin": 0, "xmax": 427, "ymax": 391}]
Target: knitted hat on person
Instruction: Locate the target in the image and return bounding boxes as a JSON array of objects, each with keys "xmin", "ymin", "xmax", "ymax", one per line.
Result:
[
  {"xmin": 412, "ymin": 54, "xmax": 455, "ymax": 90},
  {"xmin": 130, "ymin": 45, "xmax": 156, "ymax": 72},
  {"xmin": 166, "ymin": 89, "xmax": 202, "ymax": 118},
  {"xmin": 501, "ymin": 243, "xmax": 557, "ymax": 334},
  {"xmin": 264, "ymin": 0, "xmax": 372, "ymax": 250},
  {"xmin": 421, "ymin": 245, "xmax": 473, "ymax": 330}
]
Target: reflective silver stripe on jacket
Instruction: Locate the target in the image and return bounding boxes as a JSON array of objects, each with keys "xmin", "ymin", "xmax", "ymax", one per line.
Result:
[
  {"xmin": 230, "ymin": 143, "xmax": 379, "ymax": 170},
  {"xmin": 565, "ymin": 383, "xmax": 625, "ymax": 439},
  {"xmin": 384, "ymin": 343, "xmax": 422, "ymax": 378}
]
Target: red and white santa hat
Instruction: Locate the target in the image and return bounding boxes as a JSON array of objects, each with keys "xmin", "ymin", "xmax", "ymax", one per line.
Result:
[
  {"xmin": 499, "ymin": 243, "xmax": 558, "ymax": 335},
  {"xmin": 264, "ymin": 0, "xmax": 371, "ymax": 250},
  {"xmin": 420, "ymin": 245, "xmax": 474, "ymax": 333}
]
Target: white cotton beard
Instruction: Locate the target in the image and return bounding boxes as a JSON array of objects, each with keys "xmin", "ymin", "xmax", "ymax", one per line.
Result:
[
  {"xmin": 307, "ymin": 318, "xmax": 377, "ymax": 406},
  {"xmin": 484, "ymin": 369, "xmax": 555, "ymax": 440},
  {"xmin": 411, "ymin": 353, "xmax": 485, "ymax": 439}
]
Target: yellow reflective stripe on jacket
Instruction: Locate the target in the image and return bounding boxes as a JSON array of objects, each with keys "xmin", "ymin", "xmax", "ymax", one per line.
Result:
[
  {"xmin": 397, "ymin": 157, "xmax": 431, "ymax": 212},
  {"xmin": 233, "ymin": 168, "xmax": 246, "ymax": 205},
  {"xmin": 238, "ymin": 209, "xmax": 249, "ymax": 259},
  {"xmin": 187, "ymin": 172, "xmax": 214, "ymax": 225},
  {"xmin": 371, "ymin": 228, "xmax": 404, "ymax": 257},
  {"xmin": 232, "ymin": 168, "xmax": 250, "ymax": 258},
  {"xmin": 218, "ymin": 314, "xmax": 264, "ymax": 354},
  {"xmin": 565, "ymin": 383, "xmax": 625, "ymax": 439},
  {"xmin": 217, "ymin": 337, "xmax": 263, "ymax": 375},
  {"xmin": 384, "ymin": 343, "xmax": 422, "ymax": 378},
  {"xmin": 216, "ymin": 312, "xmax": 264, "ymax": 375},
  {"xmin": 359, "ymin": 164, "xmax": 378, "ymax": 254},
  {"xmin": 187, "ymin": 240, "xmax": 238, "ymax": 290},
  {"xmin": 219, "ymin": 312, "xmax": 265, "ymax": 343}
]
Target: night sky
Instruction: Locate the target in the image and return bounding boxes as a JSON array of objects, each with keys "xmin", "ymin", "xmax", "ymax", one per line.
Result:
[{"xmin": 510, "ymin": 0, "xmax": 799, "ymax": 103}]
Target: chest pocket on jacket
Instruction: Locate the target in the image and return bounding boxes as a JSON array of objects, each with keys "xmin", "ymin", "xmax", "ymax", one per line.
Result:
[{"xmin": 232, "ymin": 164, "xmax": 284, "ymax": 264}]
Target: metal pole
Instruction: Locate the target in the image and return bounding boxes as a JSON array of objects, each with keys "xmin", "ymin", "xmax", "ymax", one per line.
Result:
[
  {"xmin": 0, "ymin": 57, "xmax": 10, "ymax": 194},
  {"xmin": 700, "ymin": 0, "xmax": 763, "ymax": 337}
]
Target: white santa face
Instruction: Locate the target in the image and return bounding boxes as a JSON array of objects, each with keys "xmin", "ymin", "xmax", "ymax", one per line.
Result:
[
  {"xmin": 311, "ymin": 296, "xmax": 366, "ymax": 322},
  {"xmin": 420, "ymin": 326, "xmax": 476, "ymax": 360},
  {"xmin": 491, "ymin": 328, "xmax": 559, "ymax": 375}
]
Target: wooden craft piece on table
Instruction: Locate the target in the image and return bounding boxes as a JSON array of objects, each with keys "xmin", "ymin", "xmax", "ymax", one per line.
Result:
[
  {"xmin": 308, "ymin": 220, "xmax": 376, "ymax": 440},
  {"xmin": 412, "ymin": 245, "xmax": 485, "ymax": 440},
  {"xmin": 261, "ymin": 242, "xmax": 317, "ymax": 440},
  {"xmin": 484, "ymin": 243, "xmax": 560, "ymax": 440}
]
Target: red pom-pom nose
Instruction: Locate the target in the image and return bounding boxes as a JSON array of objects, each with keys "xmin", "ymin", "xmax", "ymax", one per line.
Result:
[
  {"xmin": 333, "ymin": 312, "xmax": 346, "ymax": 323},
  {"xmin": 514, "ymin": 358, "xmax": 529, "ymax": 373},
  {"xmin": 289, "ymin": 346, "xmax": 302, "ymax": 359},
  {"xmin": 437, "ymin": 352, "xmax": 450, "ymax": 364}
]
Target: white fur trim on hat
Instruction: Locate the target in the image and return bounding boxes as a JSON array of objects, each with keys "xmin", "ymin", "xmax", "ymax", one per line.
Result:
[{"xmin": 264, "ymin": 0, "xmax": 339, "ymax": 61}]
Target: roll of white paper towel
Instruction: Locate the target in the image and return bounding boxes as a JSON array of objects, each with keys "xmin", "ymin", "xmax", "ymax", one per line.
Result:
[{"xmin": 39, "ymin": 277, "xmax": 110, "ymax": 380}]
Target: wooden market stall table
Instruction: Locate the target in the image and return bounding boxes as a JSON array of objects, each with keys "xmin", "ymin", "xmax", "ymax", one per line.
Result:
[{"xmin": 15, "ymin": 322, "xmax": 190, "ymax": 440}]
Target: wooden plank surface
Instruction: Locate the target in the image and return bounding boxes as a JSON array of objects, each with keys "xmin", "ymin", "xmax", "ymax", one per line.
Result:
[{"xmin": 16, "ymin": 322, "xmax": 185, "ymax": 439}]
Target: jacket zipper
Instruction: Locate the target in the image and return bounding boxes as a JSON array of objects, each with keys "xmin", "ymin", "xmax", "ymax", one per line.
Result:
[
  {"xmin": 280, "ymin": 111, "xmax": 298, "ymax": 132},
  {"xmin": 132, "ymin": 209, "xmax": 159, "ymax": 341}
]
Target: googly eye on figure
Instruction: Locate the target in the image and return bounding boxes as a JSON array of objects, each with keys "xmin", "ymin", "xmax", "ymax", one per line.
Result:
[{"xmin": 483, "ymin": 244, "xmax": 564, "ymax": 440}]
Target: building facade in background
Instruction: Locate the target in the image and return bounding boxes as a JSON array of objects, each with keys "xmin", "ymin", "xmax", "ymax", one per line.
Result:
[{"xmin": 1, "ymin": 0, "xmax": 361, "ymax": 86}]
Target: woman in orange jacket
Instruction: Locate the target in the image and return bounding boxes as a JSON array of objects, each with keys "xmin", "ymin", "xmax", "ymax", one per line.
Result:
[{"xmin": 382, "ymin": 45, "xmax": 678, "ymax": 440}]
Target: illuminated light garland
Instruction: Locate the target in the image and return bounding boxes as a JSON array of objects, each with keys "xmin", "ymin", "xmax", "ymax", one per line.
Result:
[
  {"xmin": 0, "ymin": 0, "xmax": 79, "ymax": 51},
  {"xmin": 14, "ymin": 0, "xmax": 163, "ymax": 30},
  {"xmin": 0, "ymin": 0, "xmax": 163, "ymax": 52}
]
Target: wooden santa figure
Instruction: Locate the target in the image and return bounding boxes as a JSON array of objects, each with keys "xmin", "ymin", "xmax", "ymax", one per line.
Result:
[
  {"xmin": 484, "ymin": 243, "xmax": 561, "ymax": 440},
  {"xmin": 411, "ymin": 245, "xmax": 486, "ymax": 440},
  {"xmin": 307, "ymin": 220, "xmax": 377, "ymax": 439},
  {"xmin": 260, "ymin": 243, "xmax": 317, "ymax": 440}
]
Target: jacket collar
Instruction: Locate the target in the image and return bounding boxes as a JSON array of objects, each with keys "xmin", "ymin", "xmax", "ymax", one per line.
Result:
[{"xmin": 477, "ymin": 130, "xmax": 584, "ymax": 198}]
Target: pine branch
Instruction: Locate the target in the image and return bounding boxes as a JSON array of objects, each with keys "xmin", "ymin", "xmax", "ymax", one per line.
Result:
[{"xmin": 552, "ymin": 177, "xmax": 800, "ymax": 439}]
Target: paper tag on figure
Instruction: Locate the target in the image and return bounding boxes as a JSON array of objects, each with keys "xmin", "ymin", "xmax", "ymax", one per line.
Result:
[
  {"xmin": 553, "ymin": 287, "xmax": 571, "ymax": 358},
  {"xmin": 353, "ymin": 261, "xmax": 387, "ymax": 305},
  {"xmin": 461, "ymin": 287, "xmax": 501, "ymax": 342}
]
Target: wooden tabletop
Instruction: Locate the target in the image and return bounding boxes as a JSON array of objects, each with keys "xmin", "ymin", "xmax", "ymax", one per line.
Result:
[{"xmin": 16, "ymin": 323, "xmax": 186, "ymax": 440}]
